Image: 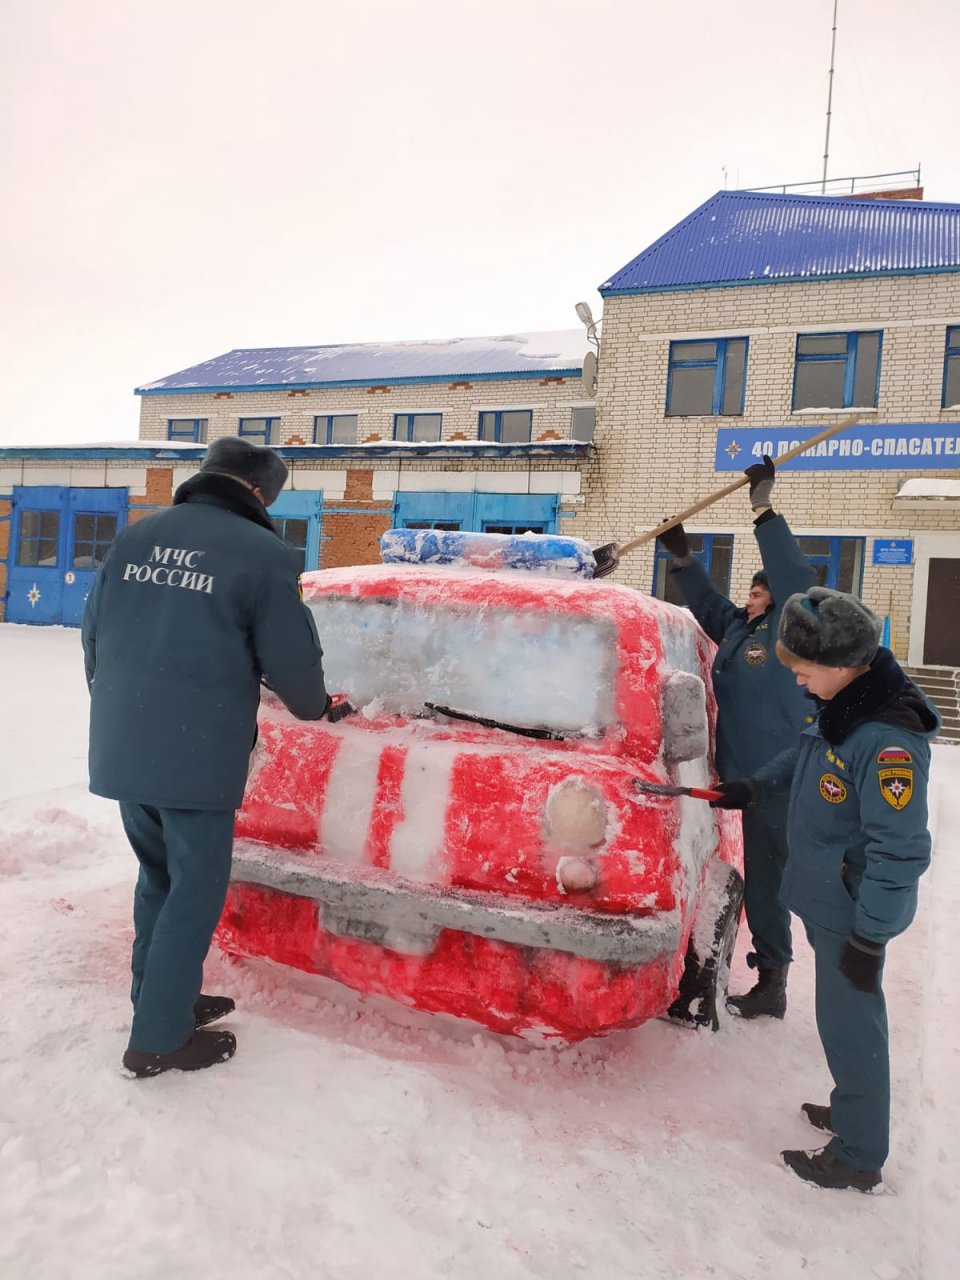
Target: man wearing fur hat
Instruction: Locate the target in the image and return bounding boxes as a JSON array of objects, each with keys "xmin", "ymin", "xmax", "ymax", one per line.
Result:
[
  {"xmin": 83, "ymin": 437, "xmax": 337, "ymax": 1078},
  {"xmin": 713, "ymin": 586, "xmax": 938, "ymax": 1191},
  {"xmin": 659, "ymin": 456, "xmax": 814, "ymax": 1020}
]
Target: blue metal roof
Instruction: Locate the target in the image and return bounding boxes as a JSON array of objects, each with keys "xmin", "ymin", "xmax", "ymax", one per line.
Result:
[
  {"xmin": 137, "ymin": 331, "xmax": 588, "ymax": 394},
  {"xmin": 600, "ymin": 190, "xmax": 960, "ymax": 295}
]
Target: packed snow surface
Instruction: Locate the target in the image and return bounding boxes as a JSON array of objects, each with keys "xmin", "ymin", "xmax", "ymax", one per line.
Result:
[{"xmin": 1, "ymin": 625, "xmax": 958, "ymax": 1280}]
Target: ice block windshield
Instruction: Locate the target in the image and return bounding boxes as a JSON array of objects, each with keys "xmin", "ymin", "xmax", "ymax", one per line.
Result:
[{"xmin": 309, "ymin": 596, "xmax": 619, "ymax": 734}]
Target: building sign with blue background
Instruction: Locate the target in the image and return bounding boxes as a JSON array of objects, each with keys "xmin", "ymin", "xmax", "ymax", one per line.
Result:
[
  {"xmin": 715, "ymin": 424, "xmax": 960, "ymax": 471},
  {"xmin": 872, "ymin": 539, "xmax": 913, "ymax": 566}
]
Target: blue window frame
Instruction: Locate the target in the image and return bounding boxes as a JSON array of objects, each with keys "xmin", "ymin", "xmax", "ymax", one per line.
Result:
[
  {"xmin": 653, "ymin": 533, "xmax": 734, "ymax": 605},
  {"xmin": 269, "ymin": 491, "xmax": 323, "ymax": 573},
  {"xmin": 793, "ymin": 332, "xmax": 882, "ymax": 411},
  {"xmin": 666, "ymin": 338, "xmax": 748, "ymax": 416},
  {"xmin": 796, "ymin": 537, "xmax": 865, "ymax": 594},
  {"xmin": 394, "ymin": 491, "xmax": 559, "ymax": 533},
  {"xmin": 478, "ymin": 409, "xmax": 533, "ymax": 443},
  {"xmin": 167, "ymin": 418, "xmax": 208, "ymax": 443},
  {"xmin": 943, "ymin": 326, "xmax": 960, "ymax": 408},
  {"xmin": 71, "ymin": 512, "xmax": 118, "ymax": 568},
  {"xmin": 313, "ymin": 414, "xmax": 358, "ymax": 445},
  {"xmin": 238, "ymin": 417, "xmax": 279, "ymax": 446},
  {"xmin": 394, "ymin": 413, "xmax": 442, "ymax": 443}
]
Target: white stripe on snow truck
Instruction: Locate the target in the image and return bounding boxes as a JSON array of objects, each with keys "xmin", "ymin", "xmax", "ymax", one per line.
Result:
[{"xmin": 122, "ymin": 545, "xmax": 215, "ymax": 594}]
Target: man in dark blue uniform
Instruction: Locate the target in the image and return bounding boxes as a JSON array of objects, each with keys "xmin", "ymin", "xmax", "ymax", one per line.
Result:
[
  {"xmin": 659, "ymin": 457, "xmax": 814, "ymax": 1019},
  {"xmin": 83, "ymin": 438, "xmax": 336, "ymax": 1078},
  {"xmin": 715, "ymin": 587, "xmax": 938, "ymax": 1190}
]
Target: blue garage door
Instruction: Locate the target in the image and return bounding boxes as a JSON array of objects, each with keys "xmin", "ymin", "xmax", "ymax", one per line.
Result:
[
  {"xmin": 394, "ymin": 491, "xmax": 559, "ymax": 533},
  {"xmin": 7, "ymin": 487, "xmax": 127, "ymax": 626},
  {"xmin": 269, "ymin": 490, "xmax": 323, "ymax": 573}
]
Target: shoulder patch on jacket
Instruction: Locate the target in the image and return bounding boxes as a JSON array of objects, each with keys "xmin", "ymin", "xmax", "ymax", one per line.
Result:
[
  {"xmin": 878, "ymin": 768, "xmax": 913, "ymax": 810},
  {"xmin": 743, "ymin": 641, "xmax": 768, "ymax": 666},
  {"xmin": 877, "ymin": 745, "xmax": 912, "ymax": 765},
  {"xmin": 819, "ymin": 773, "xmax": 847, "ymax": 804}
]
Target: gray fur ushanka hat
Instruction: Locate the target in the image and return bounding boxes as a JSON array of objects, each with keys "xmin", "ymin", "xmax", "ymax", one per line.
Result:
[
  {"xmin": 778, "ymin": 586, "xmax": 882, "ymax": 668},
  {"xmin": 201, "ymin": 436, "xmax": 288, "ymax": 507}
]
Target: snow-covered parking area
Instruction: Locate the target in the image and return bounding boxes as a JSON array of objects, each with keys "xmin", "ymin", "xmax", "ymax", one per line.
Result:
[{"xmin": 1, "ymin": 625, "xmax": 957, "ymax": 1280}]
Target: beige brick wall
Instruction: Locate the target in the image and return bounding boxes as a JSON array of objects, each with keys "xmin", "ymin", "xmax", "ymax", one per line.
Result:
[
  {"xmin": 585, "ymin": 273, "xmax": 960, "ymax": 660},
  {"xmin": 137, "ymin": 376, "xmax": 593, "ymax": 445}
]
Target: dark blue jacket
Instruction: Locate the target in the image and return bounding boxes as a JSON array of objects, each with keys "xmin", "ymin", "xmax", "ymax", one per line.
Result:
[
  {"xmin": 774, "ymin": 650, "xmax": 939, "ymax": 942},
  {"xmin": 82, "ymin": 474, "xmax": 329, "ymax": 810},
  {"xmin": 670, "ymin": 513, "xmax": 815, "ymax": 781}
]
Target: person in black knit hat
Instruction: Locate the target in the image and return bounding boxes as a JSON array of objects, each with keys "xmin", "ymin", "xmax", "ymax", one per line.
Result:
[
  {"xmin": 660, "ymin": 455, "xmax": 814, "ymax": 1021},
  {"xmin": 715, "ymin": 585, "xmax": 939, "ymax": 1191}
]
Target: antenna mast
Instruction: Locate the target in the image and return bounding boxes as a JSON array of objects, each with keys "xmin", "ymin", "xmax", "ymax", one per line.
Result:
[{"xmin": 821, "ymin": 0, "xmax": 839, "ymax": 193}]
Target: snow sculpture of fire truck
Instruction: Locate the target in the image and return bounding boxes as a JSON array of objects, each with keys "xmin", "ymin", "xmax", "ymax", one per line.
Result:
[{"xmin": 215, "ymin": 530, "xmax": 744, "ymax": 1041}]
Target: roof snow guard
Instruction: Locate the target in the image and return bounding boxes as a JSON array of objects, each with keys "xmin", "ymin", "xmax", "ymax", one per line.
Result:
[
  {"xmin": 136, "ymin": 331, "xmax": 589, "ymax": 395},
  {"xmin": 599, "ymin": 190, "xmax": 960, "ymax": 295}
]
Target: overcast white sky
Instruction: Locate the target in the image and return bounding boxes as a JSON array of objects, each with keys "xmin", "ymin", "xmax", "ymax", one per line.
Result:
[{"xmin": 1, "ymin": 0, "xmax": 957, "ymax": 444}]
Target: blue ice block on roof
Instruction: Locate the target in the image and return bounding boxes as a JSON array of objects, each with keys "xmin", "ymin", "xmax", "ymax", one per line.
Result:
[{"xmin": 380, "ymin": 529, "xmax": 597, "ymax": 579}]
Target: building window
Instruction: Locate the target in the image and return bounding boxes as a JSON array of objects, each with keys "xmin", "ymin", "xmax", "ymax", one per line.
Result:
[
  {"xmin": 16, "ymin": 510, "xmax": 60, "ymax": 567},
  {"xmin": 238, "ymin": 417, "xmax": 278, "ymax": 446},
  {"xmin": 313, "ymin": 414, "xmax": 358, "ymax": 445},
  {"xmin": 394, "ymin": 413, "xmax": 442, "ymax": 443},
  {"xmin": 482, "ymin": 522, "xmax": 548, "ymax": 534},
  {"xmin": 666, "ymin": 339, "xmax": 747, "ymax": 416},
  {"xmin": 943, "ymin": 327, "xmax": 960, "ymax": 408},
  {"xmin": 404, "ymin": 520, "xmax": 462, "ymax": 530},
  {"xmin": 478, "ymin": 409, "xmax": 532, "ymax": 443},
  {"xmin": 167, "ymin": 418, "xmax": 208, "ymax": 443},
  {"xmin": 653, "ymin": 533, "xmax": 734, "ymax": 605},
  {"xmin": 274, "ymin": 517, "xmax": 310, "ymax": 572},
  {"xmin": 793, "ymin": 332, "xmax": 881, "ymax": 411},
  {"xmin": 570, "ymin": 405, "xmax": 596, "ymax": 441},
  {"xmin": 72, "ymin": 513, "xmax": 118, "ymax": 568},
  {"xmin": 796, "ymin": 537, "xmax": 865, "ymax": 594}
]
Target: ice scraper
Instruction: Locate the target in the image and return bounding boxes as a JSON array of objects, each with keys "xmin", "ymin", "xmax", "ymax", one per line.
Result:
[{"xmin": 633, "ymin": 780, "xmax": 724, "ymax": 803}]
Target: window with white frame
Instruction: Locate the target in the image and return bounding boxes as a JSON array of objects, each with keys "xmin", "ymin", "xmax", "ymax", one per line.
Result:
[
  {"xmin": 394, "ymin": 413, "xmax": 442, "ymax": 443},
  {"xmin": 943, "ymin": 327, "xmax": 960, "ymax": 408},
  {"xmin": 238, "ymin": 417, "xmax": 279, "ymax": 446},
  {"xmin": 478, "ymin": 409, "xmax": 532, "ymax": 443},
  {"xmin": 314, "ymin": 414, "xmax": 358, "ymax": 445},
  {"xmin": 167, "ymin": 418, "xmax": 208, "ymax": 443},
  {"xmin": 792, "ymin": 332, "xmax": 881, "ymax": 410},
  {"xmin": 666, "ymin": 338, "xmax": 747, "ymax": 416},
  {"xmin": 570, "ymin": 405, "xmax": 596, "ymax": 441}
]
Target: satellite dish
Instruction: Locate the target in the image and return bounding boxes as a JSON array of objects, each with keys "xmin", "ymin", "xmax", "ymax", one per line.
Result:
[{"xmin": 582, "ymin": 350, "xmax": 598, "ymax": 397}]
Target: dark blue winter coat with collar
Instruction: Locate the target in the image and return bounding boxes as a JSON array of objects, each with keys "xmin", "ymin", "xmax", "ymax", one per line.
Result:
[
  {"xmin": 82, "ymin": 473, "xmax": 329, "ymax": 811},
  {"xmin": 669, "ymin": 512, "xmax": 815, "ymax": 782},
  {"xmin": 767, "ymin": 649, "xmax": 940, "ymax": 943}
]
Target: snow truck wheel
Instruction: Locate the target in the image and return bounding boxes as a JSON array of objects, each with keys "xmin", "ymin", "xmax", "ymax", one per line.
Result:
[{"xmin": 667, "ymin": 859, "xmax": 744, "ymax": 1032}]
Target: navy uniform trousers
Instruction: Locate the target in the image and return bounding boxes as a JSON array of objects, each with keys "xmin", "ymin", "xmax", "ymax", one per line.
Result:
[
  {"xmin": 120, "ymin": 804, "xmax": 235, "ymax": 1054},
  {"xmin": 741, "ymin": 792, "xmax": 793, "ymax": 968},
  {"xmin": 805, "ymin": 921, "xmax": 890, "ymax": 1171}
]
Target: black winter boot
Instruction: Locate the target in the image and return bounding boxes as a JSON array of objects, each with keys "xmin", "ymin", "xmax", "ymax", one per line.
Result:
[
  {"xmin": 194, "ymin": 994, "xmax": 235, "ymax": 1028},
  {"xmin": 122, "ymin": 1029, "xmax": 237, "ymax": 1078},
  {"xmin": 726, "ymin": 956, "xmax": 788, "ymax": 1019},
  {"xmin": 781, "ymin": 1146, "xmax": 881, "ymax": 1193},
  {"xmin": 801, "ymin": 1103, "xmax": 834, "ymax": 1133}
]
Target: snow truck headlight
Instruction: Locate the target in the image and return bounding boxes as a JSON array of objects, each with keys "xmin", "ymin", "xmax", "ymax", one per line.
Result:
[{"xmin": 544, "ymin": 779, "xmax": 607, "ymax": 852}]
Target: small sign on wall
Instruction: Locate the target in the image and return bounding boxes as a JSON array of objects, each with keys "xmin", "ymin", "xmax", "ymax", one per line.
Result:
[{"xmin": 872, "ymin": 539, "xmax": 913, "ymax": 566}]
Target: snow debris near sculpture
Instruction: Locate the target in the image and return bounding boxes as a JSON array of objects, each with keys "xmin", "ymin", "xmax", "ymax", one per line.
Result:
[{"xmin": 216, "ymin": 529, "xmax": 744, "ymax": 1040}]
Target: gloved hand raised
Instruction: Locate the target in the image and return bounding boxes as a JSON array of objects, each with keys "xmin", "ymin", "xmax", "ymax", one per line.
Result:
[
  {"xmin": 839, "ymin": 933, "xmax": 885, "ymax": 993},
  {"xmin": 324, "ymin": 693, "xmax": 356, "ymax": 723},
  {"xmin": 744, "ymin": 454, "xmax": 775, "ymax": 511},
  {"xmin": 709, "ymin": 779, "xmax": 757, "ymax": 810},
  {"xmin": 657, "ymin": 520, "xmax": 690, "ymax": 560}
]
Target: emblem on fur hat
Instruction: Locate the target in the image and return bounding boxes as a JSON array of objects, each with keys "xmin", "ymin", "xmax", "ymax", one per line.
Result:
[{"xmin": 778, "ymin": 586, "xmax": 881, "ymax": 669}]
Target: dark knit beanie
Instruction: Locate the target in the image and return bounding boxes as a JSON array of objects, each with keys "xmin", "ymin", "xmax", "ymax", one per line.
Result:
[
  {"xmin": 778, "ymin": 586, "xmax": 881, "ymax": 668},
  {"xmin": 200, "ymin": 437, "xmax": 288, "ymax": 507},
  {"xmin": 751, "ymin": 570, "xmax": 769, "ymax": 590}
]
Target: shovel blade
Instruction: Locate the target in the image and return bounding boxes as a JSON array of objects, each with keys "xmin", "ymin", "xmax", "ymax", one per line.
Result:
[{"xmin": 591, "ymin": 542, "xmax": 620, "ymax": 579}]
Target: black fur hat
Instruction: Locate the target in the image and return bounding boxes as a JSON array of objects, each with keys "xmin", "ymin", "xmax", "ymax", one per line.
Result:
[
  {"xmin": 200, "ymin": 437, "xmax": 288, "ymax": 507},
  {"xmin": 778, "ymin": 586, "xmax": 882, "ymax": 669},
  {"xmin": 751, "ymin": 570, "xmax": 769, "ymax": 590}
]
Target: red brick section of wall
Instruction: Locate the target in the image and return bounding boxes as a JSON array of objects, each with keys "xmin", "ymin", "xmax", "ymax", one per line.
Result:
[
  {"xmin": 321, "ymin": 469, "xmax": 392, "ymax": 570},
  {"xmin": 0, "ymin": 498, "xmax": 9, "ymax": 621},
  {"xmin": 848, "ymin": 188, "xmax": 924, "ymax": 201},
  {"xmin": 128, "ymin": 468, "xmax": 175, "ymax": 522}
]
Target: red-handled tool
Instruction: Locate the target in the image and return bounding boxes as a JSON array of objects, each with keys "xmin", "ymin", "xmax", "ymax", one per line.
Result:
[{"xmin": 633, "ymin": 780, "xmax": 724, "ymax": 803}]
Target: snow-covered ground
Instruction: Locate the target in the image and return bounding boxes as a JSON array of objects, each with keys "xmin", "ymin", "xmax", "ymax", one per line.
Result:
[{"xmin": 1, "ymin": 625, "xmax": 958, "ymax": 1280}]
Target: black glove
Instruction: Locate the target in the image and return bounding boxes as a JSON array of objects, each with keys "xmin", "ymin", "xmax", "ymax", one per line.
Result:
[
  {"xmin": 658, "ymin": 520, "xmax": 690, "ymax": 560},
  {"xmin": 709, "ymin": 779, "xmax": 756, "ymax": 810},
  {"xmin": 324, "ymin": 694, "xmax": 356, "ymax": 723},
  {"xmin": 839, "ymin": 933, "xmax": 885, "ymax": 994},
  {"xmin": 744, "ymin": 455, "xmax": 775, "ymax": 510}
]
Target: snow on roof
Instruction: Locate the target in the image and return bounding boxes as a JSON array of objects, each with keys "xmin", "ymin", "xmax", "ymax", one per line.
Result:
[
  {"xmin": 600, "ymin": 190, "xmax": 960, "ymax": 294},
  {"xmin": 136, "ymin": 331, "xmax": 590, "ymax": 394},
  {"xmin": 896, "ymin": 478, "xmax": 960, "ymax": 498}
]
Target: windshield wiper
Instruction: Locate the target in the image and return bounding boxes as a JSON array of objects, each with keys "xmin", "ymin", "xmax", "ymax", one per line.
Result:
[{"xmin": 424, "ymin": 702, "xmax": 568, "ymax": 741}]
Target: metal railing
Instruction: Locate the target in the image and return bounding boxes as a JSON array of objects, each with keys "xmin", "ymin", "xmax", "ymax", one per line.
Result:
[{"xmin": 748, "ymin": 167, "xmax": 922, "ymax": 198}]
